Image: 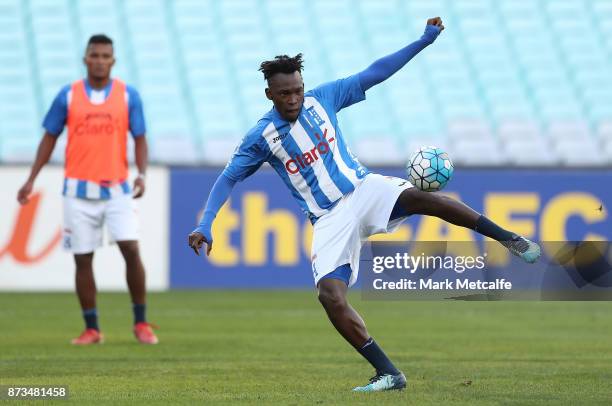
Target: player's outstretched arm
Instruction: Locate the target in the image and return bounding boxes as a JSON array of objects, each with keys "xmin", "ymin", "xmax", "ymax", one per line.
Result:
[
  {"xmin": 188, "ymin": 173, "xmax": 236, "ymax": 256},
  {"xmin": 16, "ymin": 132, "xmax": 58, "ymax": 205},
  {"xmin": 358, "ymin": 17, "xmax": 444, "ymax": 92},
  {"xmin": 189, "ymin": 123, "xmax": 266, "ymax": 256}
]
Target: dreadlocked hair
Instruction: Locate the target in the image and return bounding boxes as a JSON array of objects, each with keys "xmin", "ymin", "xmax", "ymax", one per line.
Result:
[{"xmin": 258, "ymin": 53, "xmax": 304, "ymax": 81}]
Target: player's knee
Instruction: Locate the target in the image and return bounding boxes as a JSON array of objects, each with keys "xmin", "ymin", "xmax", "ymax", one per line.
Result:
[
  {"xmin": 400, "ymin": 188, "xmax": 447, "ymax": 215},
  {"xmin": 317, "ymin": 285, "xmax": 347, "ymax": 311},
  {"xmin": 74, "ymin": 253, "xmax": 93, "ymax": 270},
  {"xmin": 118, "ymin": 241, "xmax": 140, "ymax": 261}
]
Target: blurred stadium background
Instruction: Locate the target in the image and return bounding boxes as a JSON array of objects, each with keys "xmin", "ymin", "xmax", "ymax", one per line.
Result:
[
  {"xmin": 1, "ymin": 0, "xmax": 612, "ymax": 166},
  {"xmin": 1, "ymin": 1, "xmax": 612, "ymax": 402}
]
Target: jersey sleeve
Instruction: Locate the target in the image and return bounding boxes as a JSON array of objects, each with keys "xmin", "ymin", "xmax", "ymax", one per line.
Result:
[
  {"xmin": 222, "ymin": 126, "xmax": 269, "ymax": 182},
  {"xmin": 42, "ymin": 84, "xmax": 71, "ymax": 136},
  {"xmin": 309, "ymin": 74, "xmax": 366, "ymax": 112},
  {"xmin": 126, "ymin": 85, "xmax": 146, "ymax": 137}
]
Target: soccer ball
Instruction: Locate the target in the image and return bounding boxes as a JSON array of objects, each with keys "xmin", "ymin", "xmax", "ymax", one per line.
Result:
[{"xmin": 406, "ymin": 146, "xmax": 454, "ymax": 192}]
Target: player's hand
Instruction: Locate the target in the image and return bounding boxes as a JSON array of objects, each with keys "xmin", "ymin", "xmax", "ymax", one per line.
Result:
[
  {"xmin": 17, "ymin": 180, "xmax": 34, "ymax": 205},
  {"xmin": 427, "ymin": 17, "xmax": 444, "ymax": 31},
  {"xmin": 188, "ymin": 231, "xmax": 212, "ymax": 256},
  {"xmin": 133, "ymin": 175, "xmax": 145, "ymax": 198},
  {"xmin": 422, "ymin": 17, "xmax": 444, "ymax": 44}
]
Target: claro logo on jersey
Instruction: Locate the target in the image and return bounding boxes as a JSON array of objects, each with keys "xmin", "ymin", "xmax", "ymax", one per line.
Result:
[
  {"xmin": 74, "ymin": 113, "xmax": 121, "ymax": 136},
  {"xmin": 285, "ymin": 129, "xmax": 335, "ymax": 174}
]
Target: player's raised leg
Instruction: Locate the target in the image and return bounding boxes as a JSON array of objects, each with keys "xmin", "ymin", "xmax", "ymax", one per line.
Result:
[
  {"xmin": 72, "ymin": 252, "xmax": 104, "ymax": 345},
  {"xmin": 118, "ymin": 240, "xmax": 158, "ymax": 344},
  {"xmin": 396, "ymin": 189, "xmax": 541, "ymax": 263},
  {"xmin": 317, "ymin": 269, "xmax": 406, "ymax": 392}
]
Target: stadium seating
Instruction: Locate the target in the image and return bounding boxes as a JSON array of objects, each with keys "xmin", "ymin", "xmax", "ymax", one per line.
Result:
[{"xmin": 0, "ymin": 0, "xmax": 610, "ymax": 166}]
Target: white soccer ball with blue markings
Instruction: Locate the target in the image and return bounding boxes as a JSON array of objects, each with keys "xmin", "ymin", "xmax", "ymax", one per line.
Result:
[{"xmin": 406, "ymin": 146, "xmax": 454, "ymax": 192}]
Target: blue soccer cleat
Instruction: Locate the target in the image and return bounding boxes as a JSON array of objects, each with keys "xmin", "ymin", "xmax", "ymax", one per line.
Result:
[
  {"xmin": 352, "ymin": 372, "xmax": 407, "ymax": 392},
  {"xmin": 502, "ymin": 235, "xmax": 541, "ymax": 264}
]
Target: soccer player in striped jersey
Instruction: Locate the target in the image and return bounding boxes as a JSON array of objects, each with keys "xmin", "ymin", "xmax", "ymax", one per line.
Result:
[
  {"xmin": 17, "ymin": 34, "xmax": 158, "ymax": 345},
  {"xmin": 188, "ymin": 17, "xmax": 540, "ymax": 392}
]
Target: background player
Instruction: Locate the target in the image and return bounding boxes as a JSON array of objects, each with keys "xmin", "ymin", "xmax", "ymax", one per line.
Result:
[
  {"xmin": 16, "ymin": 34, "xmax": 158, "ymax": 345},
  {"xmin": 188, "ymin": 18, "xmax": 540, "ymax": 391}
]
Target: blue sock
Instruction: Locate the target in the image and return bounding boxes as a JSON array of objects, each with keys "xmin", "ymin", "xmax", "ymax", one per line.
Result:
[
  {"xmin": 357, "ymin": 338, "xmax": 400, "ymax": 375},
  {"xmin": 82, "ymin": 308, "xmax": 99, "ymax": 331},
  {"xmin": 133, "ymin": 303, "xmax": 146, "ymax": 324},
  {"xmin": 474, "ymin": 215, "xmax": 514, "ymax": 241}
]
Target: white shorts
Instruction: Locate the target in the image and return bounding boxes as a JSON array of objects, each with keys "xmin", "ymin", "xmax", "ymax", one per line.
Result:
[
  {"xmin": 62, "ymin": 194, "xmax": 139, "ymax": 254},
  {"xmin": 311, "ymin": 173, "xmax": 413, "ymax": 287}
]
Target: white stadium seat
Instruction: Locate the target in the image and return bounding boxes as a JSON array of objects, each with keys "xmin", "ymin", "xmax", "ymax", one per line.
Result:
[
  {"xmin": 503, "ymin": 138, "xmax": 559, "ymax": 167},
  {"xmin": 450, "ymin": 138, "xmax": 508, "ymax": 166},
  {"xmin": 547, "ymin": 120, "xmax": 591, "ymax": 141},
  {"xmin": 554, "ymin": 138, "xmax": 607, "ymax": 166},
  {"xmin": 201, "ymin": 138, "xmax": 242, "ymax": 166},
  {"xmin": 497, "ymin": 120, "xmax": 542, "ymax": 143},
  {"xmin": 354, "ymin": 137, "xmax": 405, "ymax": 166}
]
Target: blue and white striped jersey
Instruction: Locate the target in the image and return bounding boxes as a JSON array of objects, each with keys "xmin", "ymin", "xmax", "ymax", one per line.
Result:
[
  {"xmin": 223, "ymin": 74, "xmax": 370, "ymax": 222},
  {"xmin": 62, "ymin": 178, "xmax": 132, "ymax": 200}
]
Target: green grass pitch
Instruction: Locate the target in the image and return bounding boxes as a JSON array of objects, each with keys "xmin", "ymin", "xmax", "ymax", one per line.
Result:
[{"xmin": 1, "ymin": 291, "xmax": 611, "ymax": 405}]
